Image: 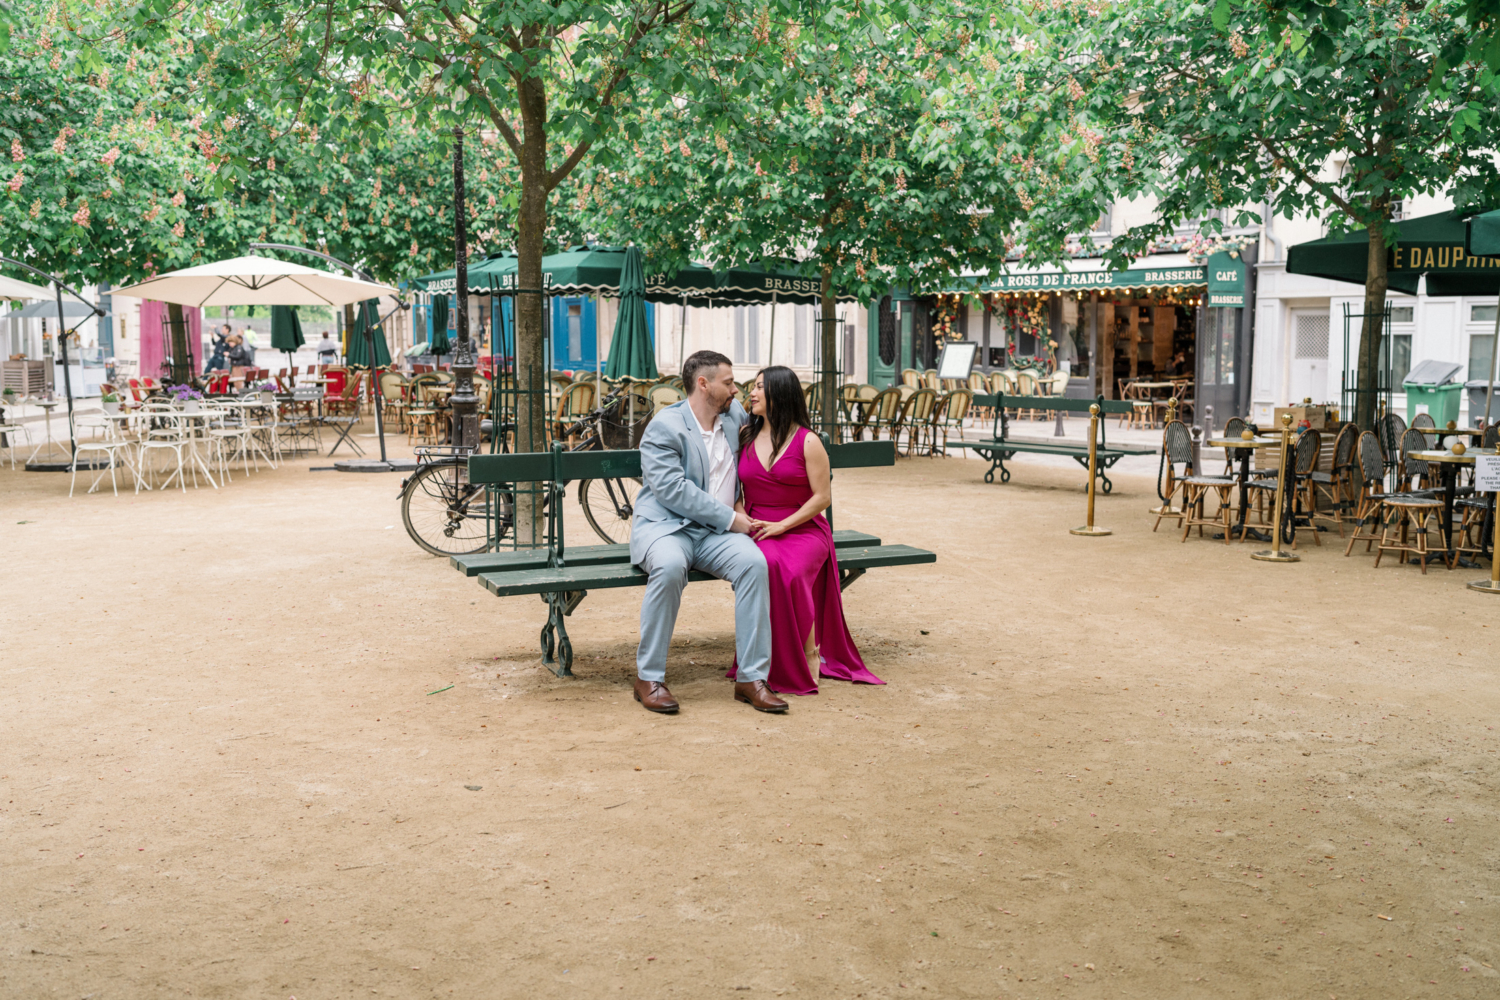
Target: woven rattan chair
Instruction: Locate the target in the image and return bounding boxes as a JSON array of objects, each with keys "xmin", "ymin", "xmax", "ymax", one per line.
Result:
[
  {"xmin": 1344, "ymin": 432, "xmax": 1391, "ymax": 557},
  {"xmin": 1378, "ymin": 411, "xmax": 1407, "ymax": 479},
  {"xmin": 866, "ymin": 387, "xmax": 905, "ymax": 442},
  {"xmin": 898, "ymin": 388, "xmax": 939, "ymax": 456},
  {"xmin": 900, "ymin": 368, "xmax": 921, "ymax": 388},
  {"xmin": 1155, "ymin": 420, "xmax": 1214, "ymax": 533},
  {"xmin": 1410, "ymin": 412, "xmax": 1436, "ymax": 429},
  {"xmin": 552, "ymin": 380, "xmax": 597, "ymax": 444},
  {"xmin": 1221, "ymin": 416, "xmax": 1249, "ymax": 477},
  {"xmin": 1246, "ymin": 429, "xmax": 1322, "ymax": 545},
  {"xmin": 929, "ymin": 390, "xmax": 972, "ymax": 456},
  {"xmin": 1310, "ymin": 423, "xmax": 1359, "ymax": 536},
  {"xmin": 1398, "ymin": 426, "xmax": 1433, "ymax": 490},
  {"xmin": 1374, "ymin": 493, "xmax": 1444, "ymax": 573}
]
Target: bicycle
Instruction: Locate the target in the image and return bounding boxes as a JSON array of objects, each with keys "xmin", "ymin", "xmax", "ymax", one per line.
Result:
[{"xmin": 398, "ymin": 382, "xmax": 653, "ymax": 557}]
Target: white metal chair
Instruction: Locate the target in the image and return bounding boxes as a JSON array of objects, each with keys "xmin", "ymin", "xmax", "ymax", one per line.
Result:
[
  {"xmin": 68, "ymin": 410, "xmax": 134, "ymax": 496},
  {"xmin": 0, "ymin": 418, "xmax": 34, "ymax": 469},
  {"xmin": 137, "ymin": 408, "xmax": 217, "ymax": 492}
]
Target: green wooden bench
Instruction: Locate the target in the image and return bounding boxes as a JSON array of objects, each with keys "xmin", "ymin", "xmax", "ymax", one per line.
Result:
[
  {"xmin": 946, "ymin": 392, "xmax": 1156, "ymax": 493},
  {"xmin": 462, "ymin": 438, "xmax": 936, "ymax": 676}
]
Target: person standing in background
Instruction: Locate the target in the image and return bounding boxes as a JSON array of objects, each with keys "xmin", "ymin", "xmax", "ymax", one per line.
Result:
[
  {"xmin": 315, "ymin": 330, "xmax": 340, "ymax": 365},
  {"xmin": 1050, "ymin": 327, "xmax": 1078, "ymax": 379}
]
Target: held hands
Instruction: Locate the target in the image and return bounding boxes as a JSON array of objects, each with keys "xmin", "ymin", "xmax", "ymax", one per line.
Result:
[
  {"xmin": 730, "ymin": 510, "xmax": 755, "ymax": 534},
  {"xmin": 750, "ymin": 518, "xmax": 790, "ymax": 541}
]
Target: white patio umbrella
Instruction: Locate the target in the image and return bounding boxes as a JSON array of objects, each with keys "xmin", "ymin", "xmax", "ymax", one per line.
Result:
[
  {"xmin": 111, "ymin": 254, "xmax": 396, "ymax": 306},
  {"xmin": 0, "ymin": 273, "xmax": 53, "ymax": 300}
]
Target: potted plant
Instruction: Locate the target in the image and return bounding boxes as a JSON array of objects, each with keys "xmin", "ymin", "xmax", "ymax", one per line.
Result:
[
  {"xmin": 169, "ymin": 383, "xmax": 205, "ymax": 412},
  {"xmin": 100, "ymin": 391, "xmax": 121, "ymax": 415}
]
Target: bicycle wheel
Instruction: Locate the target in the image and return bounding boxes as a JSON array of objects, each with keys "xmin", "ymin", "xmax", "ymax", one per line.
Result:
[
  {"xmin": 578, "ymin": 477, "xmax": 640, "ymax": 544},
  {"xmin": 401, "ymin": 461, "xmax": 494, "ymax": 557}
]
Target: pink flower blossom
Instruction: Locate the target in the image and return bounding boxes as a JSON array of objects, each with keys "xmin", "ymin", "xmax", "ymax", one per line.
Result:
[
  {"xmin": 101, "ymin": 147, "xmax": 121, "ymax": 168},
  {"xmin": 171, "ymin": 221, "xmax": 185, "ymax": 238},
  {"xmin": 72, "ymin": 201, "xmax": 91, "ymax": 228},
  {"xmin": 171, "ymin": 190, "xmax": 185, "ymax": 207},
  {"xmin": 51, "ymin": 126, "xmax": 76, "ymax": 155},
  {"xmin": 7, "ymin": 171, "xmax": 22, "ymax": 193},
  {"xmin": 10, "ymin": 139, "xmax": 23, "ymax": 162}
]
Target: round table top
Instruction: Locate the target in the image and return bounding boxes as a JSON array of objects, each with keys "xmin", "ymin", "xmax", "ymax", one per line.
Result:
[
  {"xmin": 1412, "ymin": 447, "xmax": 1498, "ymax": 463},
  {"xmin": 35, "ymin": 400, "xmax": 60, "ymax": 409},
  {"xmin": 1415, "ymin": 426, "xmax": 1485, "ymax": 436},
  {"xmin": 1207, "ymin": 437, "xmax": 1278, "ymax": 448}
]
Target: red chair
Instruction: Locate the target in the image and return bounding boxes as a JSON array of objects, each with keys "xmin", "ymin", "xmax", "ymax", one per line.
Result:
[
  {"xmin": 206, "ymin": 372, "xmax": 231, "ymax": 394},
  {"xmin": 322, "ymin": 367, "xmax": 349, "ymax": 404}
]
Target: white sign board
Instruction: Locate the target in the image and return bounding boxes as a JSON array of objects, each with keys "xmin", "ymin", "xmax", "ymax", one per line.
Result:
[
  {"xmin": 936, "ymin": 342, "xmax": 978, "ymax": 381},
  {"xmin": 1475, "ymin": 454, "xmax": 1500, "ymax": 493}
]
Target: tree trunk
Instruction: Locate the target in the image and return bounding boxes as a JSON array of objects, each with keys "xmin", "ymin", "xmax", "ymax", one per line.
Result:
[
  {"xmin": 513, "ymin": 69, "xmax": 550, "ymax": 544},
  {"xmin": 818, "ymin": 263, "xmax": 838, "ymax": 436},
  {"xmin": 166, "ymin": 302, "xmax": 192, "ymax": 384},
  {"xmin": 1354, "ymin": 218, "xmax": 1389, "ymax": 431}
]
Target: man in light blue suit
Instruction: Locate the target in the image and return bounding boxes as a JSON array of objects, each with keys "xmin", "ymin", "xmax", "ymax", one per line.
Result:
[{"xmin": 630, "ymin": 350, "xmax": 786, "ymax": 715}]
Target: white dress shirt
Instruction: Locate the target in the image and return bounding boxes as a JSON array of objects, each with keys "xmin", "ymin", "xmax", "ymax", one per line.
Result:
[{"xmin": 697, "ymin": 413, "xmax": 738, "ymax": 509}]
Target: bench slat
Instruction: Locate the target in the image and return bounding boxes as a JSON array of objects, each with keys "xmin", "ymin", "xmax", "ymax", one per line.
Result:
[
  {"xmin": 468, "ymin": 451, "xmax": 554, "ymax": 485},
  {"xmin": 972, "ymin": 393, "xmax": 1134, "ymax": 415},
  {"xmin": 474, "ymin": 542, "xmax": 934, "ymax": 597},
  {"xmin": 470, "ymin": 439, "xmax": 893, "ymax": 487},
  {"xmin": 451, "ymin": 529, "xmax": 885, "ymax": 577},
  {"xmin": 948, "ymin": 438, "xmax": 1156, "ymax": 457}
]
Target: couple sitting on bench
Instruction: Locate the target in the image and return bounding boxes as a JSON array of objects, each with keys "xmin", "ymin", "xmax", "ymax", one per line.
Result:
[{"xmin": 632, "ymin": 351, "xmax": 884, "ymax": 715}]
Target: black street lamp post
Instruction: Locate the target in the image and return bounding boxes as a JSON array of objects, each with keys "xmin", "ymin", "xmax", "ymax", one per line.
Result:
[{"xmin": 449, "ymin": 127, "xmax": 480, "ymax": 451}]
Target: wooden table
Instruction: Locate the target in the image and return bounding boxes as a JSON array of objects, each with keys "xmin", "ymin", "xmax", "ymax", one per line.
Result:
[
  {"xmin": 1208, "ymin": 436, "xmax": 1279, "ymax": 541},
  {"xmin": 1412, "ymin": 448, "xmax": 1496, "ymax": 567}
]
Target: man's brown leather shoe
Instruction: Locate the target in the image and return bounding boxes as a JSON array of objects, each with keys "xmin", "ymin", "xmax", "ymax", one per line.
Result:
[
  {"xmin": 734, "ymin": 680, "xmax": 788, "ymax": 713},
  {"xmin": 633, "ymin": 679, "xmax": 679, "ymax": 714}
]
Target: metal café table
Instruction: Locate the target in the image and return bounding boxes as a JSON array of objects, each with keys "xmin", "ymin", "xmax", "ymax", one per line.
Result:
[
  {"xmin": 1206, "ymin": 434, "xmax": 1280, "ymax": 541},
  {"xmin": 1411, "ymin": 447, "xmax": 1496, "ymax": 568}
]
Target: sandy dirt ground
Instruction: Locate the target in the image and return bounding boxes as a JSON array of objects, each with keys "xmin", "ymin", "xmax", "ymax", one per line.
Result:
[{"xmin": 2, "ymin": 429, "xmax": 1497, "ymax": 1000}]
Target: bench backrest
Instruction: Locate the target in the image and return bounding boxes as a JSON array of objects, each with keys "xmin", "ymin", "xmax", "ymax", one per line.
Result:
[
  {"xmin": 971, "ymin": 392, "xmax": 1132, "ymax": 446},
  {"xmin": 468, "ymin": 437, "xmax": 896, "ymax": 560}
]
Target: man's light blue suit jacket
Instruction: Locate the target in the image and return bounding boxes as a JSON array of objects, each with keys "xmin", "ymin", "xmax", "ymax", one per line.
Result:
[{"xmin": 629, "ymin": 399, "xmax": 750, "ymax": 566}]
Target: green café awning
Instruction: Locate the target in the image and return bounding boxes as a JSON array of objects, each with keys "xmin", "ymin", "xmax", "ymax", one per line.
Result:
[
  {"xmin": 712, "ymin": 262, "xmax": 858, "ymax": 305},
  {"xmin": 1465, "ymin": 207, "xmax": 1500, "ymax": 259},
  {"xmin": 956, "ymin": 264, "xmax": 1206, "ymax": 295},
  {"xmin": 1290, "ymin": 210, "xmax": 1500, "ymax": 296},
  {"xmin": 412, "ymin": 248, "xmax": 718, "ymax": 303}
]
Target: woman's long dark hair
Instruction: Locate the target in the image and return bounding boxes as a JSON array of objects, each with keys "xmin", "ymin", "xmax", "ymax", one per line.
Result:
[{"xmin": 739, "ymin": 365, "xmax": 812, "ymax": 458}]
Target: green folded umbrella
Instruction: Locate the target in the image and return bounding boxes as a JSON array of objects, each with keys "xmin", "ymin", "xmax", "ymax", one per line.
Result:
[
  {"xmin": 346, "ymin": 299, "xmax": 391, "ymax": 368},
  {"xmin": 603, "ymin": 246, "xmax": 659, "ymax": 382},
  {"xmin": 270, "ymin": 305, "xmax": 305, "ymax": 352},
  {"xmin": 429, "ymin": 295, "xmax": 452, "ymax": 355}
]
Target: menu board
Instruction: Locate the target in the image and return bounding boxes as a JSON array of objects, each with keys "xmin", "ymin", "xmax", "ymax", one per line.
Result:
[{"xmin": 937, "ymin": 342, "xmax": 978, "ymax": 381}]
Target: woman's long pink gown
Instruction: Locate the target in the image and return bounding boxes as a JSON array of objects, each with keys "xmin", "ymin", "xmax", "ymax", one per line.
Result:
[{"xmin": 729, "ymin": 427, "xmax": 884, "ymax": 695}]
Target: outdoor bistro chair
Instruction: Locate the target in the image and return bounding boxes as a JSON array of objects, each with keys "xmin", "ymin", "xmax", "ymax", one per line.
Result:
[
  {"xmin": 1397, "ymin": 426, "xmax": 1434, "ymax": 491},
  {"xmin": 1154, "ymin": 419, "xmax": 1214, "ymax": 533},
  {"xmin": 648, "ymin": 383, "xmax": 684, "ymax": 414},
  {"xmin": 138, "ymin": 407, "xmax": 217, "ymax": 493},
  {"xmin": 379, "ymin": 371, "xmax": 409, "ymax": 431},
  {"xmin": 1410, "ymin": 412, "xmax": 1436, "ymax": 430},
  {"xmin": 866, "ymin": 387, "xmax": 906, "ymax": 442},
  {"xmin": 1245, "ymin": 428, "xmax": 1322, "ymax": 545},
  {"xmin": 922, "ymin": 369, "xmax": 940, "ymax": 390},
  {"xmin": 899, "ymin": 368, "xmax": 921, "ymax": 388},
  {"xmin": 1344, "ymin": 431, "xmax": 1394, "ymax": 557},
  {"xmin": 1374, "ymin": 491, "xmax": 1444, "ymax": 573},
  {"xmin": 929, "ymin": 390, "xmax": 973, "ymax": 456},
  {"xmin": 1312, "ymin": 422, "xmax": 1360, "ymax": 536},
  {"xmin": 552, "ymin": 380, "xmax": 596, "ymax": 445},
  {"xmin": 1378, "ymin": 411, "xmax": 1408, "ymax": 485},
  {"xmin": 68, "ymin": 409, "xmax": 132, "ymax": 497},
  {"xmin": 0, "ymin": 415, "xmax": 34, "ymax": 469},
  {"xmin": 1179, "ymin": 451, "xmax": 1237, "ymax": 545},
  {"xmin": 897, "ymin": 388, "xmax": 939, "ymax": 456}
]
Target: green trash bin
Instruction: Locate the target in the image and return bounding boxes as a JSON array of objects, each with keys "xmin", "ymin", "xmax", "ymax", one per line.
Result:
[{"xmin": 1403, "ymin": 360, "xmax": 1464, "ymax": 426}]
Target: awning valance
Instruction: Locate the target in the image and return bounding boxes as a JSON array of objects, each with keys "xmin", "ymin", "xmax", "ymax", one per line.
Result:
[{"xmin": 947, "ymin": 265, "xmax": 1206, "ymax": 295}]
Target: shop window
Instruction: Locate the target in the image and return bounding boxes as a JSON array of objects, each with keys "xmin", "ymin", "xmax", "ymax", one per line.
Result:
[
  {"xmin": 794, "ymin": 306, "xmax": 812, "ymax": 367},
  {"xmin": 1471, "ymin": 305, "xmax": 1497, "ymax": 323},
  {"xmin": 1389, "ymin": 306, "xmax": 1414, "ymax": 323},
  {"xmin": 878, "ymin": 296, "xmax": 897, "ymax": 366},
  {"xmin": 1469, "ymin": 334, "xmax": 1495, "ymax": 382},
  {"xmin": 734, "ymin": 306, "xmax": 761, "ymax": 364},
  {"xmin": 1380, "ymin": 333, "xmax": 1412, "ymax": 385}
]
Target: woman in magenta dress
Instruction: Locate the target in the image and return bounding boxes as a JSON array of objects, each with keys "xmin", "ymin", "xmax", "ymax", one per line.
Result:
[{"xmin": 728, "ymin": 365, "xmax": 883, "ymax": 695}]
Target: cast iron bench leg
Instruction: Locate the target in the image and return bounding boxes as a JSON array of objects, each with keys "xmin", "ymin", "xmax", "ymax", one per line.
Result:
[
  {"xmin": 1072, "ymin": 453, "xmax": 1117, "ymax": 494},
  {"xmin": 839, "ymin": 566, "xmax": 866, "ymax": 592},
  {"xmin": 539, "ymin": 590, "xmax": 588, "ymax": 678}
]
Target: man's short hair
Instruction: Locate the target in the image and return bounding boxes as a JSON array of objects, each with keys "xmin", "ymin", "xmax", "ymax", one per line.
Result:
[{"xmin": 682, "ymin": 350, "xmax": 733, "ymax": 394}]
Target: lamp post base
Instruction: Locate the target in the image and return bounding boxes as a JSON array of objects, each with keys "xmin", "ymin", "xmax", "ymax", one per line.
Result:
[
  {"xmin": 1069, "ymin": 526, "xmax": 1112, "ymax": 536},
  {"xmin": 1466, "ymin": 578, "xmax": 1500, "ymax": 594},
  {"xmin": 1251, "ymin": 549, "xmax": 1301, "ymax": 563}
]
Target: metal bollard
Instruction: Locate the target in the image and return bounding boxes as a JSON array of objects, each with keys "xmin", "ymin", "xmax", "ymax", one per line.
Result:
[
  {"xmin": 1251, "ymin": 413, "xmax": 1300, "ymax": 563},
  {"xmin": 1071, "ymin": 403, "xmax": 1112, "ymax": 537},
  {"xmin": 1468, "ymin": 483, "xmax": 1500, "ymax": 593}
]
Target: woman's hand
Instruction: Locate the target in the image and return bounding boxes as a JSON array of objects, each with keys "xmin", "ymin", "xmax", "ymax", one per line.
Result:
[{"xmin": 751, "ymin": 518, "xmax": 790, "ymax": 541}]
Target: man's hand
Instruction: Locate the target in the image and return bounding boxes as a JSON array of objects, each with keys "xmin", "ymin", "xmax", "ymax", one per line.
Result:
[{"xmin": 730, "ymin": 511, "xmax": 755, "ymax": 534}]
